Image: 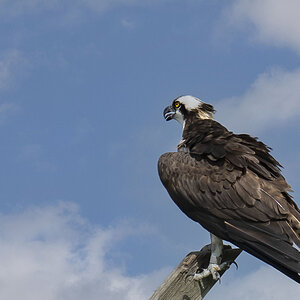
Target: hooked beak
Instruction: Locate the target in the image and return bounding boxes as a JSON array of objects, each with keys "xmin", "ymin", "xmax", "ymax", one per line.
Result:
[{"xmin": 163, "ymin": 105, "xmax": 176, "ymax": 121}]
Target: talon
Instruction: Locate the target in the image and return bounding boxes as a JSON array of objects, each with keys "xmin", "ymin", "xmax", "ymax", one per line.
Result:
[
  {"xmin": 185, "ymin": 273, "xmax": 195, "ymax": 283},
  {"xmin": 185, "ymin": 268, "xmax": 203, "ymax": 283},
  {"xmin": 232, "ymin": 260, "xmax": 238, "ymax": 270},
  {"xmin": 212, "ymin": 271, "xmax": 221, "ymax": 281},
  {"xmin": 193, "ymin": 263, "xmax": 222, "ymax": 281},
  {"xmin": 191, "ymin": 262, "xmax": 231, "ymax": 282},
  {"xmin": 220, "ymin": 261, "xmax": 230, "ymax": 270}
]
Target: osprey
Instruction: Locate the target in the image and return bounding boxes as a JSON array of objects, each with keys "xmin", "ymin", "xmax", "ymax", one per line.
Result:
[{"xmin": 158, "ymin": 95, "xmax": 300, "ymax": 283}]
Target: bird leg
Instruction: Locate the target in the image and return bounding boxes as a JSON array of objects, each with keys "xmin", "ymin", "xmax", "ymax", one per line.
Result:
[{"xmin": 193, "ymin": 234, "xmax": 229, "ymax": 281}]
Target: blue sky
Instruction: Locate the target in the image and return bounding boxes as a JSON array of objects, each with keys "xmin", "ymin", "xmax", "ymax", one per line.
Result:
[{"xmin": 0, "ymin": 0, "xmax": 299, "ymax": 299}]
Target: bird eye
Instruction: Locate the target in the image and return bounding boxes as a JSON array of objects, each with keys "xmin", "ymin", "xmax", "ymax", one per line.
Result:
[{"xmin": 174, "ymin": 101, "xmax": 181, "ymax": 108}]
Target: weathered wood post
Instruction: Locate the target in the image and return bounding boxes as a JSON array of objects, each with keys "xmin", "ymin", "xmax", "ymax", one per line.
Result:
[{"xmin": 149, "ymin": 245, "xmax": 242, "ymax": 300}]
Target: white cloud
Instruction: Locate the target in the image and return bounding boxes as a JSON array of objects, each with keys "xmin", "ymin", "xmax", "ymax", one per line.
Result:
[
  {"xmin": 227, "ymin": 0, "xmax": 300, "ymax": 54},
  {"xmin": 0, "ymin": 202, "xmax": 168, "ymax": 300},
  {"xmin": 216, "ymin": 67, "xmax": 300, "ymax": 133},
  {"xmin": 0, "ymin": 202, "xmax": 298, "ymax": 300},
  {"xmin": 207, "ymin": 266, "xmax": 299, "ymax": 300}
]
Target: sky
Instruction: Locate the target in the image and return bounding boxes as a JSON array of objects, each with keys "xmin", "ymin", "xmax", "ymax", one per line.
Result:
[{"xmin": 0, "ymin": 0, "xmax": 299, "ymax": 299}]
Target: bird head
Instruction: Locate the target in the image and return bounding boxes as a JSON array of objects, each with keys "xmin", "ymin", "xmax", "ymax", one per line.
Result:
[{"xmin": 163, "ymin": 95, "xmax": 215, "ymax": 126}]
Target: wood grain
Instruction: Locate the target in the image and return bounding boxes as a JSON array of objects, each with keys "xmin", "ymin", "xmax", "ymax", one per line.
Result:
[{"xmin": 149, "ymin": 245, "xmax": 242, "ymax": 300}]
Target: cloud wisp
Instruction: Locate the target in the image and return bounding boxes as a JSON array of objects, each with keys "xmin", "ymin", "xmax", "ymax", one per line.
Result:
[
  {"xmin": 0, "ymin": 202, "xmax": 168, "ymax": 300},
  {"xmin": 0, "ymin": 202, "xmax": 299, "ymax": 300},
  {"xmin": 215, "ymin": 67, "xmax": 300, "ymax": 133},
  {"xmin": 226, "ymin": 0, "xmax": 300, "ymax": 54}
]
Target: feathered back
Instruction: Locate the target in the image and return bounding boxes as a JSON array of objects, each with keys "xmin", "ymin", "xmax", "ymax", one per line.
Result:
[{"xmin": 159, "ymin": 119, "xmax": 300, "ymax": 283}]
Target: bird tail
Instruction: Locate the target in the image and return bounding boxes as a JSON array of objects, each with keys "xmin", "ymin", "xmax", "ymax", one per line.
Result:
[{"xmin": 225, "ymin": 220, "xmax": 300, "ymax": 284}]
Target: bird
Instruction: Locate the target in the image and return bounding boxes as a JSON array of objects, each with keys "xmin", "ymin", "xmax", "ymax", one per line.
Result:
[{"xmin": 158, "ymin": 95, "xmax": 300, "ymax": 283}]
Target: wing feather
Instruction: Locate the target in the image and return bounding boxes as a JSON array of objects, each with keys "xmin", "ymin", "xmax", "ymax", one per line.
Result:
[{"xmin": 158, "ymin": 150, "xmax": 300, "ymax": 283}]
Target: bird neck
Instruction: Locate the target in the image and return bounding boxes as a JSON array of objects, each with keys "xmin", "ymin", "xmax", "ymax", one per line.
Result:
[{"xmin": 177, "ymin": 118, "xmax": 219, "ymax": 152}]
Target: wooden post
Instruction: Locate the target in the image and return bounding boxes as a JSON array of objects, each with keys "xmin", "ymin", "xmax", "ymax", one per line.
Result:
[{"xmin": 149, "ymin": 245, "xmax": 242, "ymax": 300}]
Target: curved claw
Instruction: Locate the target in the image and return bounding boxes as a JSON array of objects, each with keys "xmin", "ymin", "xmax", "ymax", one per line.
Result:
[
  {"xmin": 185, "ymin": 268, "xmax": 203, "ymax": 283},
  {"xmin": 232, "ymin": 260, "xmax": 239, "ymax": 270},
  {"xmin": 185, "ymin": 261, "xmax": 233, "ymax": 284},
  {"xmin": 185, "ymin": 273, "xmax": 194, "ymax": 283},
  {"xmin": 193, "ymin": 264, "xmax": 221, "ymax": 281}
]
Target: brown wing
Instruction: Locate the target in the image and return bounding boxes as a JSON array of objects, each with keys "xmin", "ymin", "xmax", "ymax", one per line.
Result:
[{"xmin": 158, "ymin": 150, "xmax": 300, "ymax": 283}]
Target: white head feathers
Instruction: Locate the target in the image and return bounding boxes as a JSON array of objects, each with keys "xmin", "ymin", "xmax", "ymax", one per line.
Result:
[{"xmin": 175, "ymin": 95, "xmax": 203, "ymax": 110}]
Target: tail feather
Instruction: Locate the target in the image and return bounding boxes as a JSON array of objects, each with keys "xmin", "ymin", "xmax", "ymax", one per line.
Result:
[
  {"xmin": 237, "ymin": 240, "xmax": 300, "ymax": 283},
  {"xmin": 225, "ymin": 220, "xmax": 300, "ymax": 283}
]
